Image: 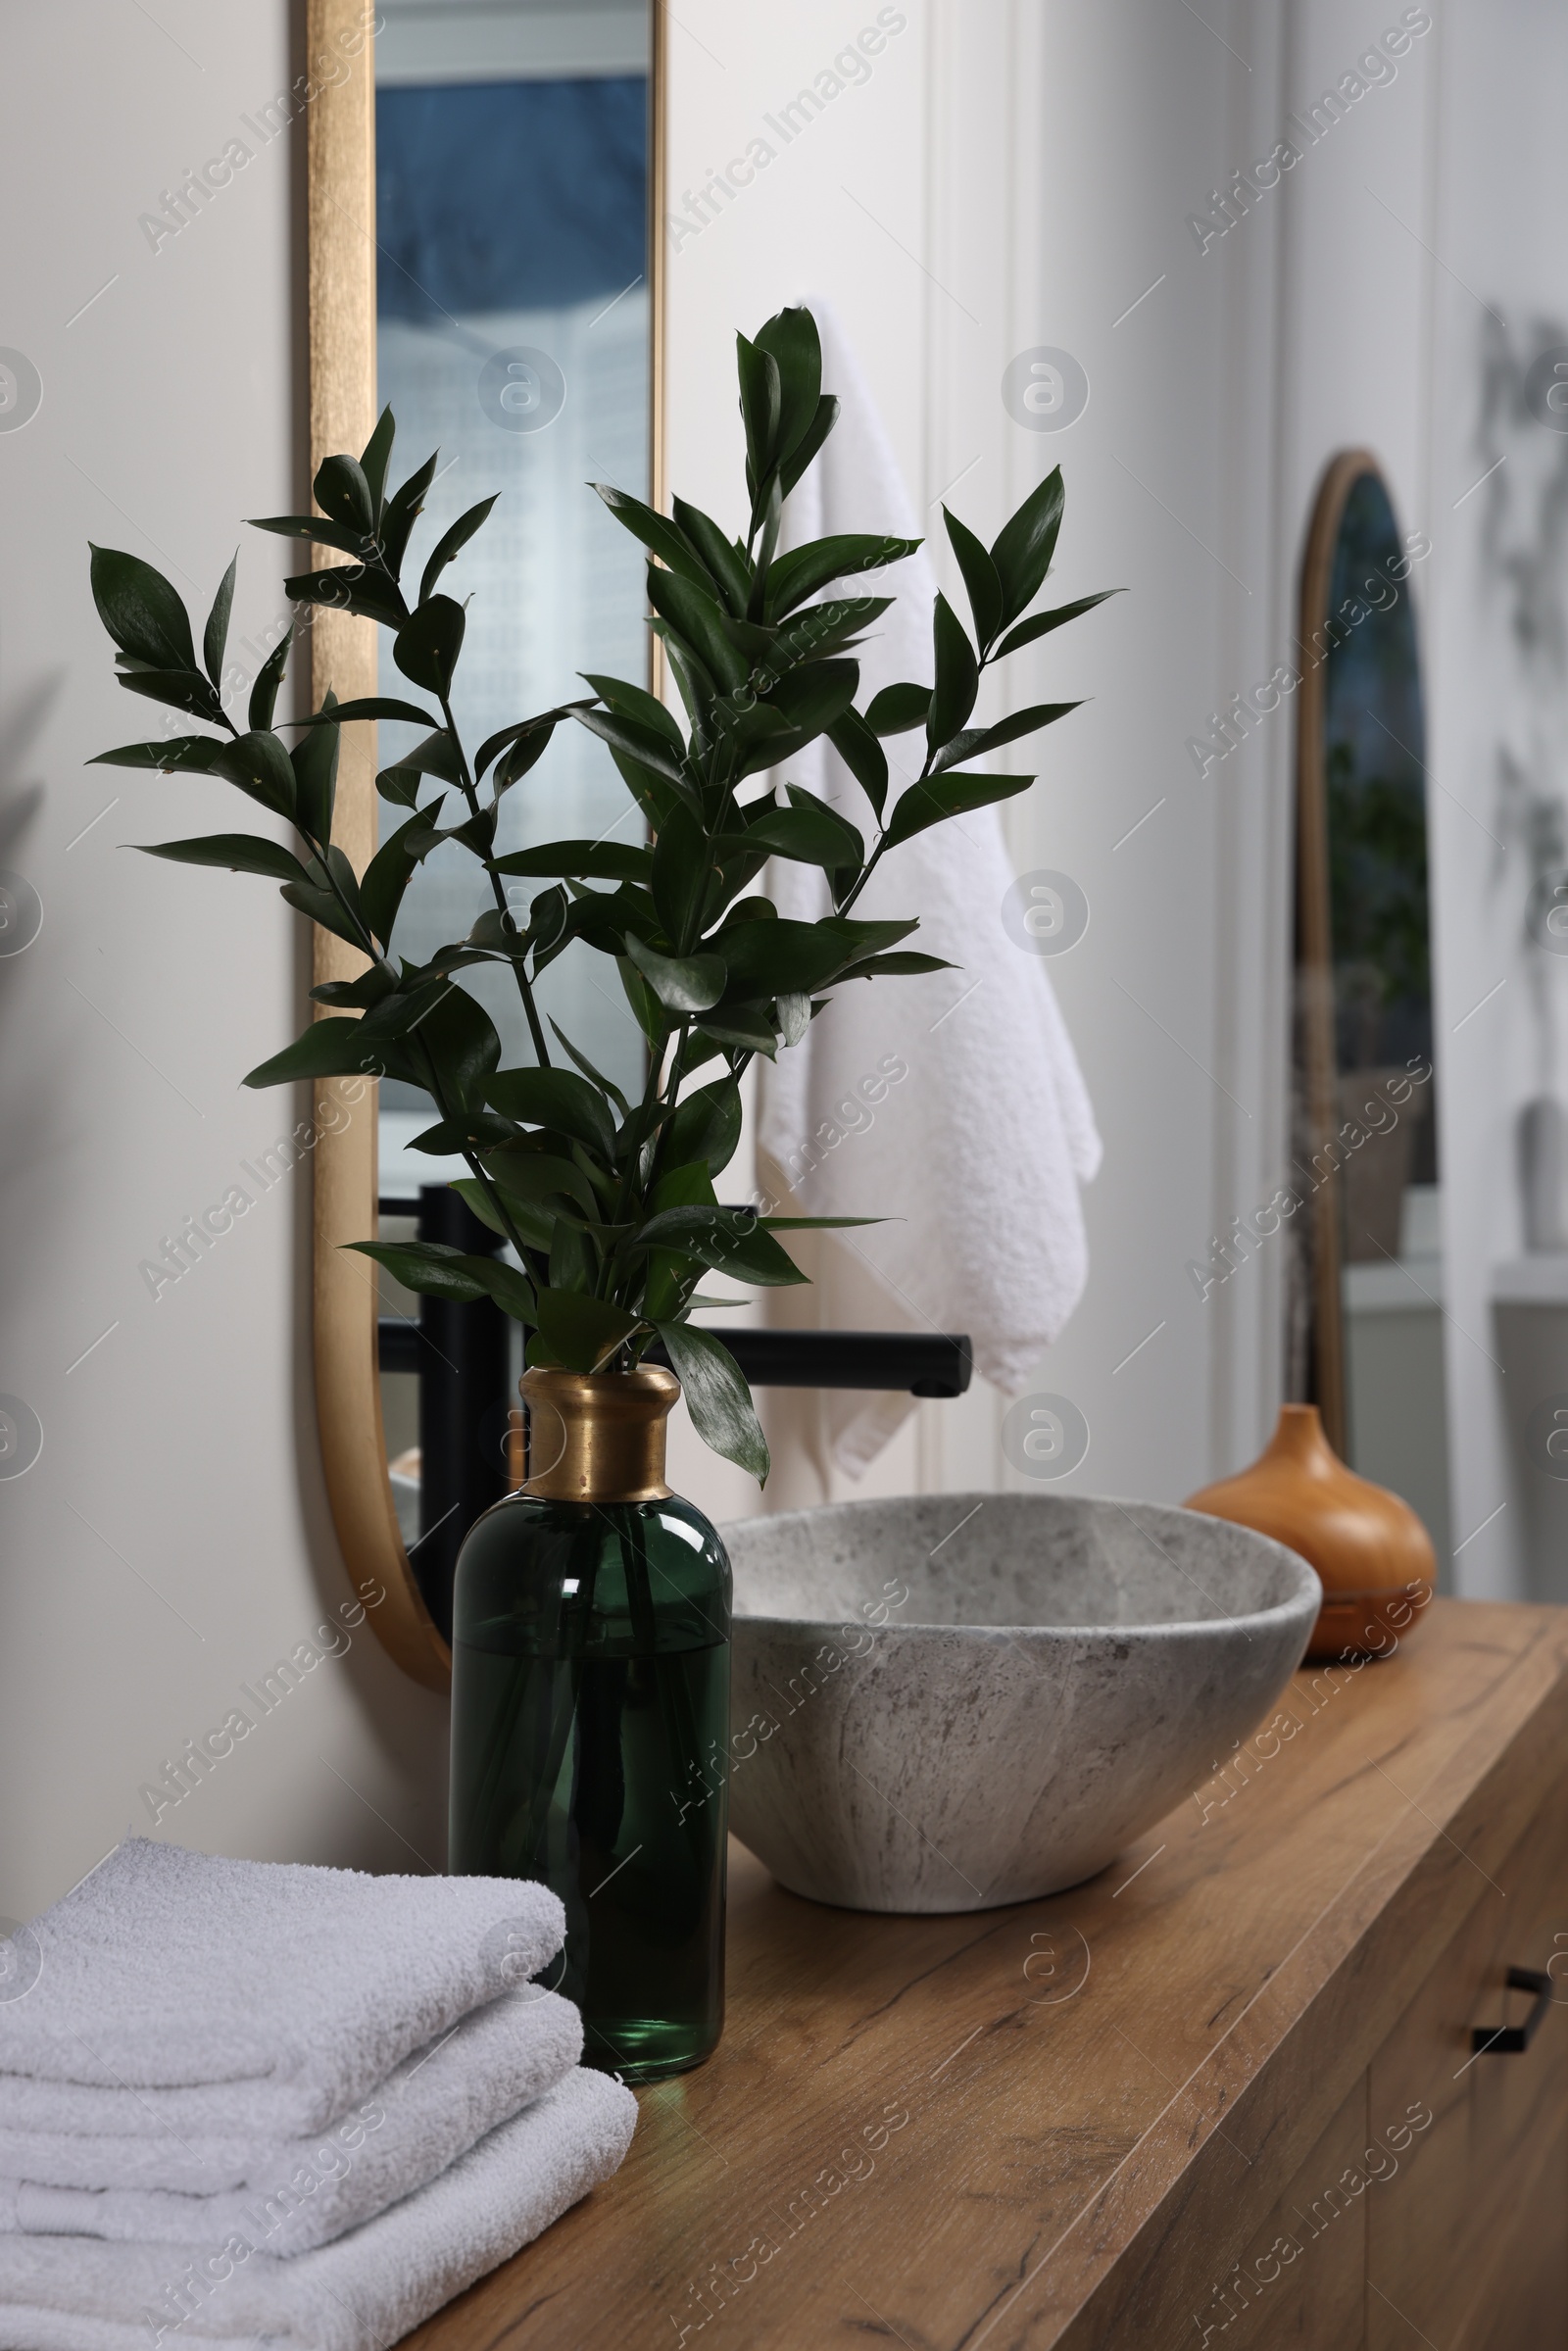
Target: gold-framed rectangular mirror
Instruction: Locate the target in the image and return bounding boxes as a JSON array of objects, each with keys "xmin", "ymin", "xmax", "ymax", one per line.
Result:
[{"xmin": 305, "ymin": 0, "xmax": 665, "ymax": 1687}]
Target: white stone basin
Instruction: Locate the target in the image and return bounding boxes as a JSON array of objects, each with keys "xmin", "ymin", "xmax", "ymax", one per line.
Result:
[{"xmin": 721, "ymin": 1492, "xmax": 1320, "ymax": 1913}]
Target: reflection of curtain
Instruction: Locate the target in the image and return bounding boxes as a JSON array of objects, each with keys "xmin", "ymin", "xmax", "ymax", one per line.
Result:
[
  {"xmin": 375, "ymin": 79, "xmax": 647, "ymax": 317},
  {"xmin": 372, "ymin": 77, "xmax": 650, "ymax": 1104}
]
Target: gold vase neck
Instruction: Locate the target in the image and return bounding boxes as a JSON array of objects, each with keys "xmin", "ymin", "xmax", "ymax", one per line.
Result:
[{"xmin": 520, "ymin": 1364, "xmax": 679, "ymax": 1503}]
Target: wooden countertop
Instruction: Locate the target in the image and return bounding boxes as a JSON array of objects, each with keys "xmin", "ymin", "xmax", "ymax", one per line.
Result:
[{"xmin": 408, "ymin": 1598, "xmax": 1568, "ymax": 2350}]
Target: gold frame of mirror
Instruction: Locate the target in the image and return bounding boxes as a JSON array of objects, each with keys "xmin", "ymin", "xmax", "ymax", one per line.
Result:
[
  {"xmin": 304, "ymin": 0, "xmax": 667, "ymax": 1689},
  {"xmin": 1295, "ymin": 445, "xmax": 1409, "ymax": 1461}
]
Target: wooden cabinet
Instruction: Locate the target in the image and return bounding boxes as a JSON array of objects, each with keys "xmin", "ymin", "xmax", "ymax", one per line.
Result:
[{"xmin": 406, "ymin": 1601, "xmax": 1568, "ymax": 2349}]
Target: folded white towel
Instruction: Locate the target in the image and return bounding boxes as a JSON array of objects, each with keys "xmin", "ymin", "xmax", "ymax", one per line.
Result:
[
  {"xmin": 0, "ymin": 1984, "xmax": 582, "ymax": 2255},
  {"xmin": 0, "ymin": 1839, "xmax": 563, "ymax": 2139},
  {"xmin": 0, "ymin": 2066, "xmax": 637, "ymax": 2351},
  {"xmin": 758, "ymin": 301, "xmax": 1102, "ymax": 1473}
]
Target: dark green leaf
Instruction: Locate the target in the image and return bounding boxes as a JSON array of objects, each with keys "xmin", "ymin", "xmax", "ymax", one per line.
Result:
[
  {"xmin": 635, "ymin": 1207, "xmax": 805, "ymax": 1287},
  {"xmin": 590, "ymin": 482, "xmax": 712, "ymax": 589},
  {"xmin": 735, "ymin": 333, "xmax": 783, "ymax": 500},
  {"xmin": 533, "ymin": 1289, "xmax": 644, "ymax": 1373},
  {"xmin": 882, "ymin": 770, "xmax": 1034, "ymax": 852},
  {"xmin": 89, "ymin": 735, "xmax": 226, "ymax": 774},
  {"xmin": 994, "ymin": 588, "xmax": 1120, "ymax": 660},
  {"xmin": 485, "ymin": 1067, "xmax": 616, "ymax": 1164},
  {"xmin": 944, "ymin": 507, "xmax": 1003, "ymax": 653},
  {"xmin": 419, "ymin": 495, "xmax": 499, "ymax": 605},
  {"xmin": 359, "ymin": 811, "xmax": 429, "ymax": 946},
  {"xmin": 345, "ymin": 1240, "xmax": 492, "ymax": 1307},
  {"xmin": 651, "ymin": 800, "xmax": 711, "ymax": 953},
  {"xmin": 249, "ymin": 514, "xmax": 373, "ymax": 560},
  {"xmin": 456, "ymin": 1251, "xmax": 538, "ymax": 1320},
  {"xmin": 825, "ymin": 708, "xmax": 889, "ymax": 822},
  {"xmin": 660, "ymin": 1077, "xmax": 743, "ymax": 1178},
  {"xmin": 360, "ymin": 408, "xmax": 397, "ymax": 514},
  {"xmin": 385, "ymin": 727, "xmax": 465, "ymax": 785},
  {"xmin": 864, "ymin": 681, "xmax": 932, "ymax": 737},
  {"xmin": 89, "ymin": 546, "xmax": 196, "ymax": 671},
  {"xmin": 655, "ymin": 632, "xmax": 720, "ymax": 746},
  {"xmin": 381, "ymin": 450, "xmax": 440, "ymax": 578},
  {"xmin": 928, "ymin": 593, "xmax": 979, "ymax": 751},
  {"xmin": 493, "ymin": 839, "xmax": 653, "ymax": 885},
  {"xmin": 403, "ymin": 980, "xmax": 501, "ymax": 1109},
  {"xmin": 394, "ymin": 595, "xmax": 466, "ymax": 698},
  {"xmin": 764, "ymin": 658, "xmax": 859, "ymax": 743},
  {"xmin": 312, "ymin": 966, "xmax": 396, "ymax": 1010},
  {"xmin": 290, "ymin": 692, "xmax": 340, "ymax": 843},
  {"xmin": 249, "ymin": 626, "xmax": 293, "ymax": 731},
  {"xmin": 375, "ymin": 763, "xmax": 424, "ymax": 810},
  {"xmin": 348, "ymin": 1240, "xmax": 487, "ymax": 1301},
  {"xmin": 243, "ymin": 1017, "xmax": 383, "ymax": 1089},
  {"xmin": 572, "ymin": 703, "xmax": 689, "ymax": 788},
  {"xmin": 710, "ymin": 916, "xmax": 848, "ymax": 996},
  {"xmin": 765, "ymin": 595, "xmax": 891, "ymax": 670},
  {"xmin": 754, "ymin": 306, "xmax": 822, "ymax": 468},
  {"xmin": 694, "ymin": 1004, "xmax": 777, "ymax": 1057},
  {"xmin": 550, "ymin": 1020, "xmax": 631, "ymax": 1118},
  {"xmin": 136, "ymin": 833, "xmax": 309, "ymax": 885},
  {"xmin": 483, "ymin": 1143, "xmax": 601, "ymax": 1226},
  {"xmin": 833, "ymin": 949, "xmax": 952, "ymax": 982},
  {"xmin": 406, "ymin": 1112, "xmax": 516, "ymax": 1151},
  {"xmin": 473, "ymin": 710, "xmax": 558, "ymax": 784},
  {"xmin": 211, "ymin": 730, "xmax": 297, "ymax": 820},
  {"xmin": 298, "ymin": 695, "xmax": 440, "ymax": 727},
  {"xmin": 116, "ymin": 668, "xmax": 226, "ymax": 726},
  {"xmin": 550, "ymin": 1219, "xmax": 596, "ymax": 1295},
  {"xmin": 203, "ymin": 555, "xmax": 237, "ymax": 689},
  {"xmin": 669, "ymin": 500, "xmax": 752, "ymax": 616},
  {"xmin": 764, "ymin": 534, "xmax": 920, "ymax": 622},
  {"xmin": 742, "ymin": 796, "xmax": 864, "ymax": 873},
  {"xmin": 284, "ymin": 563, "xmax": 407, "ymax": 631},
  {"xmin": 645, "ymin": 568, "xmax": 750, "ymax": 692},
  {"xmin": 930, "ymin": 701, "xmax": 1083, "ymax": 777},
  {"xmin": 579, "ymin": 671, "xmax": 686, "ymax": 756},
  {"xmin": 779, "ymin": 393, "xmax": 839, "ymax": 498},
  {"xmin": 314, "ymin": 452, "xmax": 375, "ymax": 534},
  {"xmin": 991, "ymin": 465, "xmax": 1064, "ymax": 628},
  {"xmin": 625, "ymin": 933, "xmax": 725, "ymax": 1013},
  {"xmin": 654, "ymin": 1321, "xmax": 768, "ymax": 1482}
]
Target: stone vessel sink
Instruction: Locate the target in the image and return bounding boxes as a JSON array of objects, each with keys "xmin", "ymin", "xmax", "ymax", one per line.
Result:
[{"xmin": 721, "ymin": 1493, "xmax": 1320, "ymax": 1913}]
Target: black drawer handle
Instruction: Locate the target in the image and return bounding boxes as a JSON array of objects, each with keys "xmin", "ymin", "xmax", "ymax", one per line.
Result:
[{"xmin": 1471, "ymin": 1966, "xmax": 1553, "ymax": 2055}]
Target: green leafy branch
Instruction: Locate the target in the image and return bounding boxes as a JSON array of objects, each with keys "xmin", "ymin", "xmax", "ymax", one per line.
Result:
[{"xmin": 87, "ymin": 305, "xmax": 1115, "ymax": 1482}]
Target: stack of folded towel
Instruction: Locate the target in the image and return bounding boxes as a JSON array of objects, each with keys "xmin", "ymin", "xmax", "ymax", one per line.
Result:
[{"xmin": 0, "ymin": 1838, "xmax": 636, "ymax": 2350}]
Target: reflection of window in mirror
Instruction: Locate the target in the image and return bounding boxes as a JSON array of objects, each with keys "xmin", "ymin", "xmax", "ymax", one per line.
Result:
[
  {"xmin": 1297, "ymin": 458, "xmax": 1450, "ymax": 1564},
  {"xmin": 370, "ymin": 0, "xmax": 654, "ymax": 1599},
  {"xmin": 375, "ymin": 0, "xmax": 650, "ymax": 1200}
]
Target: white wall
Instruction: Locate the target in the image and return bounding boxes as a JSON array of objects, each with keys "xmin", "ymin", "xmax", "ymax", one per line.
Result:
[
  {"xmin": 0, "ymin": 0, "xmax": 448, "ymax": 1921},
  {"xmin": 1426, "ymin": 0, "xmax": 1568, "ymax": 1597}
]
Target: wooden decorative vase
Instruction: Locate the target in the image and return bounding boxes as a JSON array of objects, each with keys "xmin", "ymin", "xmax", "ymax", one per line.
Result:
[{"xmin": 1185, "ymin": 1404, "xmax": 1436, "ymax": 1662}]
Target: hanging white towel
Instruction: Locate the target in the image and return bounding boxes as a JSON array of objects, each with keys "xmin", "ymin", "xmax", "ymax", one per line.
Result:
[
  {"xmin": 757, "ymin": 303, "xmax": 1102, "ymax": 1472},
  {"xmin": 0, "ymin": 2067, "xmax": 637, "ymax": 2351}
]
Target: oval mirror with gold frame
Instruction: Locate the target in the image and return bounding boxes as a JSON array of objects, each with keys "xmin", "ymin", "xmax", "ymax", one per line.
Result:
[
  {"xmin": 305, "ymin": 0, "xmax": 666, "ymax": 1688},
  {"xmin": 1293, "ymin": 450, "xmax": 1449, "ymax": 1562}
]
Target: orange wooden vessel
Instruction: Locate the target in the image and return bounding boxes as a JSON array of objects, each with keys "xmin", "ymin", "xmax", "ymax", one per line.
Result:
[{"xmin": 1185, "ymin": 1403, "xmax": 1436, "ymax": 1662}]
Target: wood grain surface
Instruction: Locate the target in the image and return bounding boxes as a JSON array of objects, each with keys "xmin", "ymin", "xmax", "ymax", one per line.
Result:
[{"xmin": 401, "ymin": 1597, "xmax": 1568, "ymax": 2351}]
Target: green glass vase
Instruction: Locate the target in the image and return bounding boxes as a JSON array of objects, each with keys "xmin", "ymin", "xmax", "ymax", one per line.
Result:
[{"xmin": 449, "ymin": 1363, "xmax": 731, "ymax": 2082}]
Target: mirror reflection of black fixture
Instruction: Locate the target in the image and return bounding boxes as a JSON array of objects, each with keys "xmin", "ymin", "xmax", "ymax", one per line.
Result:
[
  {"xmin": 378, "ymin": 1194, "xmax": 972, "ymax": 1641},
  {"xmin": 377, "ymin": 1191, "xmax": 511, "ymax": 1645}
]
